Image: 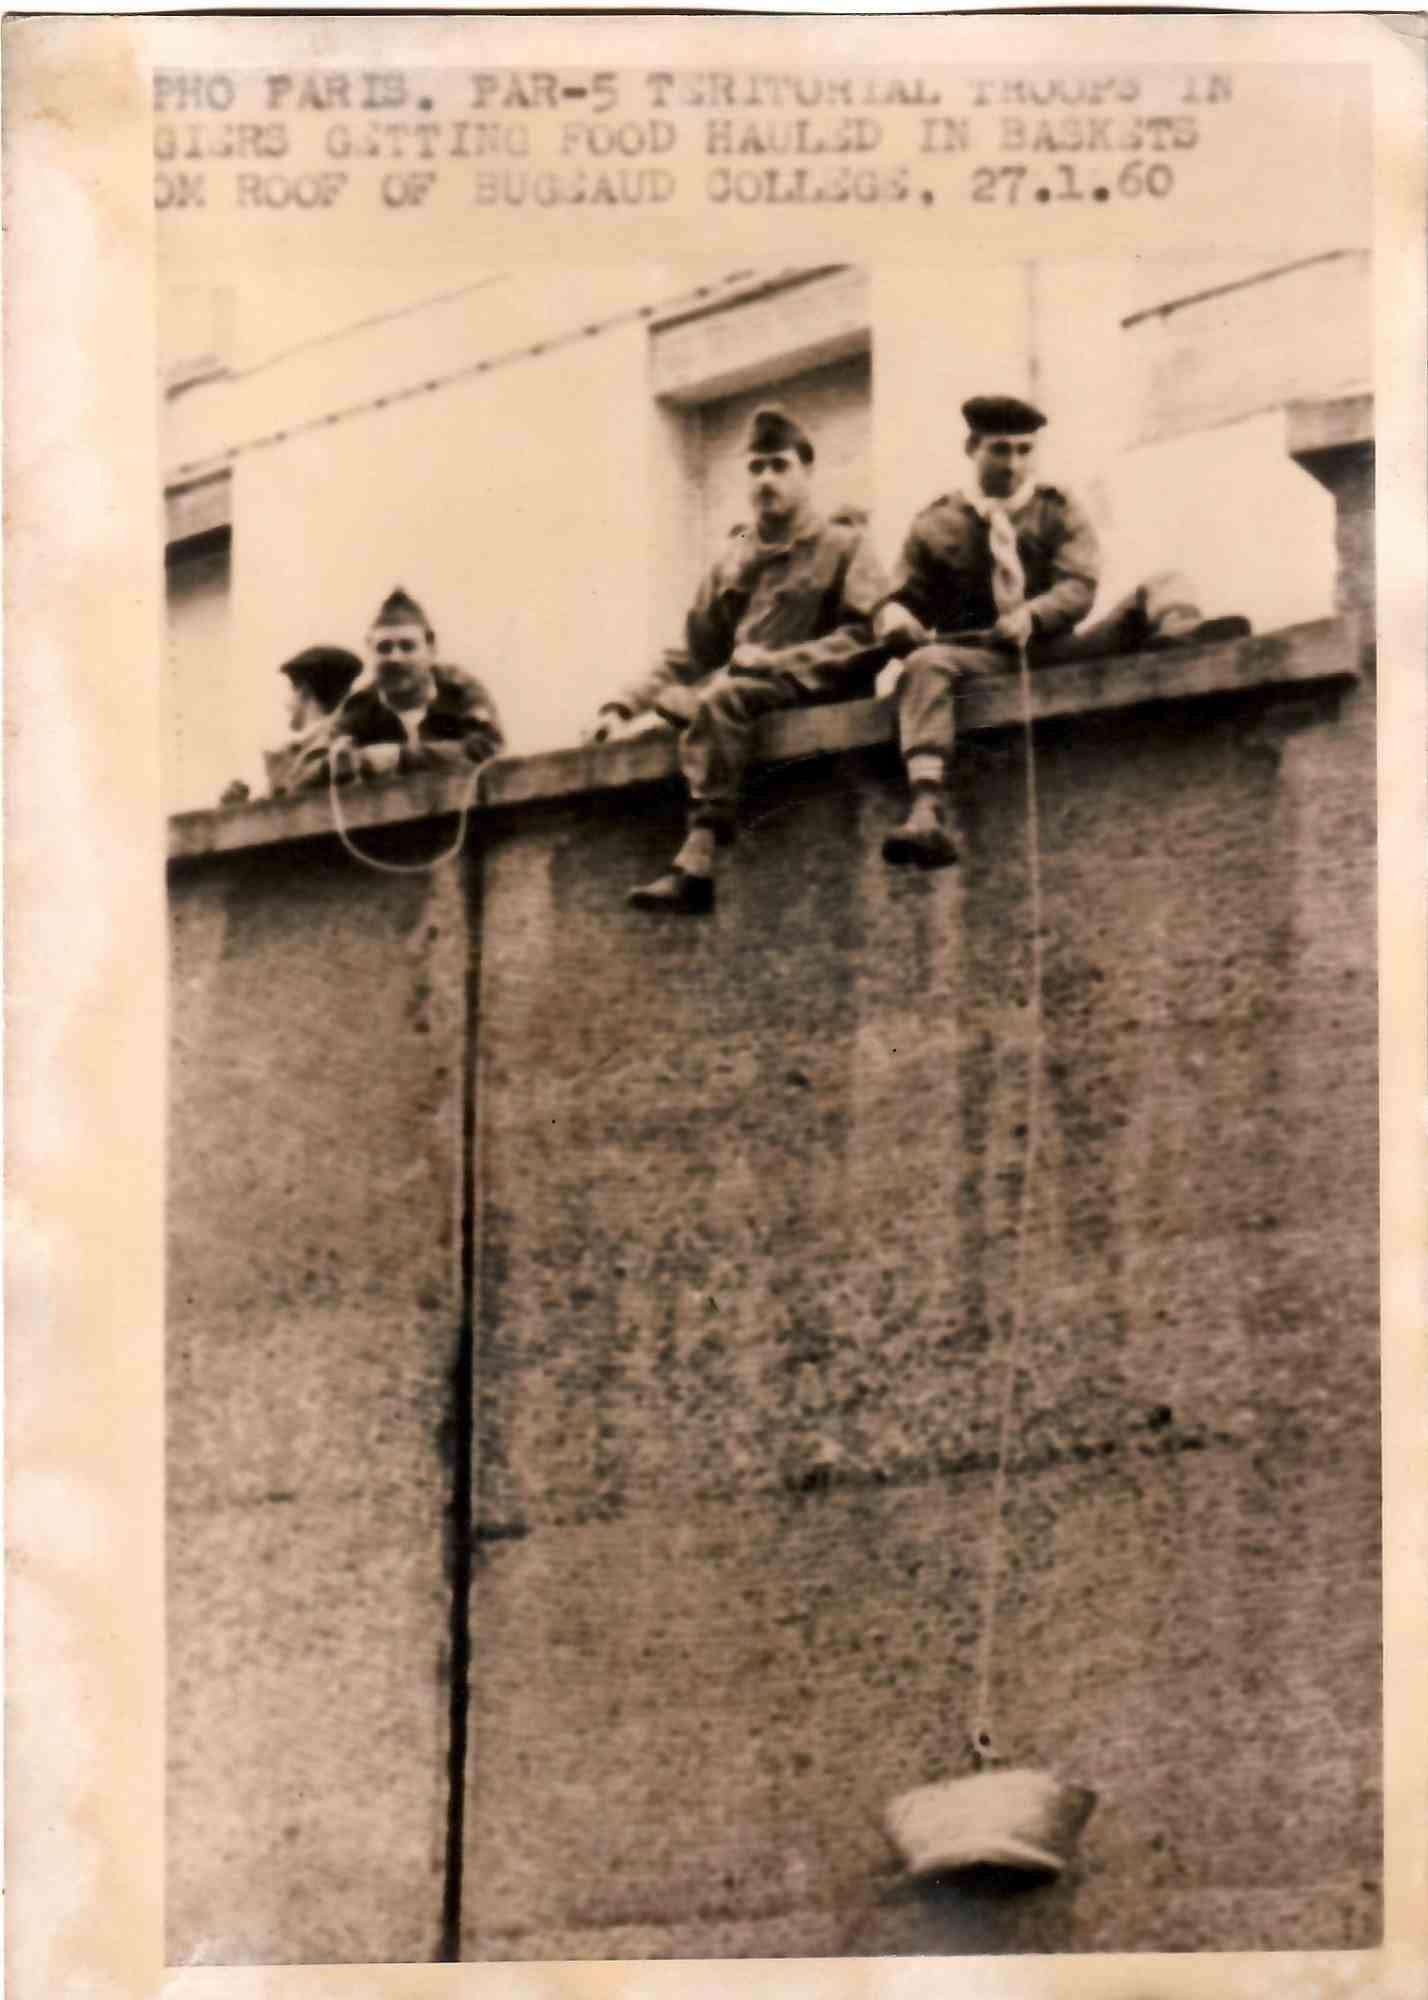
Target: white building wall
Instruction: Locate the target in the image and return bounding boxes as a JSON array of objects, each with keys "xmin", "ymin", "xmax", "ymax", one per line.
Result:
[
  {"xmin": 213, "ymin": 314, "xmax": 664, "ymax": 804},
  {"xmin": 871, "ymin": 263, "xmax": 1038, "ymax": 573}
]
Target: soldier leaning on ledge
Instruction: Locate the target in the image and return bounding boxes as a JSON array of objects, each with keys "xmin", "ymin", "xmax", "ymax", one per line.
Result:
[
  {"xmin": 265, "ymin": 644, "xmax": 364, "ymax": 796},
  {"xmin": 587, "ymin": 404, "xmax": 889, "ymax": 917},
  {"xmin": 219, "ymin": 643, "xmax": 363, "ymax": 806},
  {"xmin": 876, "ymin": 395, "xmax": 1250, "ymax": 868},
  {"xmin": 328, "ymin": 587, "xmax": 505, "ymax": 779}
]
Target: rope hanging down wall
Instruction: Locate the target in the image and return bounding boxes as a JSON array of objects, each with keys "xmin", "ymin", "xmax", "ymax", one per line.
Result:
[
  {"xmin": 970, "ymin": 636, "xmax": 1046, "ymax": 1770},
  {"xmin": 884, "ymin": 639, "xmax": 1098, "ymax": 1886}
]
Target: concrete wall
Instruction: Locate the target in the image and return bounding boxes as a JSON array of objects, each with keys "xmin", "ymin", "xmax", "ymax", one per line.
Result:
[
  {"xmin": 167, "ymin": 602, "xmax": 1380, "ymax": 1962},
  {"xmin": 167, "ymin": 834, "xmax": 472, "ymax": 1962},
  {"xmin": 458, "ymin": 640, "xmax": 1379, "ymax": 1959}
]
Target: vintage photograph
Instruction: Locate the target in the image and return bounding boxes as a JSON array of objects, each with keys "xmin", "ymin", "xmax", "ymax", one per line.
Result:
[
  {"xmin": 11, "ymin": 17, "xmax": 1410, "ymax": 1990},
  {"xmin": 163, "ymin": 225, "xmax": 1381, "ymax": 1976}
]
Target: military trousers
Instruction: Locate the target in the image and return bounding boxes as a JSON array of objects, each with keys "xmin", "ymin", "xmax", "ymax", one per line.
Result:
[
  {"xmin": 676, "ymin": 662, "xmax": 861, "ymax": 832},
  {"xmin": 897, "ymin": 570, "xmax": 1200, "ymax": 782}
]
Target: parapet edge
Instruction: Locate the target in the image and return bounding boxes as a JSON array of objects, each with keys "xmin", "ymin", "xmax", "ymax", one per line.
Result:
[{"xmin": 167, "ymin": 616, "xmax": 1362, "ymax": 865}]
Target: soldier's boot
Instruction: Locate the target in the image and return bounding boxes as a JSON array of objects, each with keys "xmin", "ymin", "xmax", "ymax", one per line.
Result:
[
  {"xmin": 1137, "ymin": 575, "xmax": 1252, "ymax": 651},
  {"xmin": 626, "ymin": 870, "xmax": 715, "ymax": 916},
  {"xmin": 627, "ymin": 824, "xmax": 721, "ymax": 915},
  {"xmin": 1188, "ymin": 614, "xmax": 1252, "ymax": 646},
  {"xmin": 1145, "ymin": 612, "xmax": 1253, "ymax": 651},
  {"xmin": 883, "ymin": 785, "xmax": 958, "ymax": 869}
]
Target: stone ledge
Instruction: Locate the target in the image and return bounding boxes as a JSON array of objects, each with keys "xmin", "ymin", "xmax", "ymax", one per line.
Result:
[
  {"xmin": 167, "ymin": 616, "xmax": 1362, "ymax": 863},
  {"xmin": 1286, "ymin": 391, "xmax": 1372, "ymax": 462}
]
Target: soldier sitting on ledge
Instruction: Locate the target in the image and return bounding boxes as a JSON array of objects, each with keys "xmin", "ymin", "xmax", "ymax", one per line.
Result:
[
  {"xmin": 875, "ymin": 393, "xmax": 1250, "ymax": 869},
  {"xmin": 586, "ymin": 404, "xmax": 889, "ymax": 917}
]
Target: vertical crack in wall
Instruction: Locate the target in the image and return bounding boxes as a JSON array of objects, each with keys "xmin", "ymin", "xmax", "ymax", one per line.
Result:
[{"xmin": 439, "ymin": 845, "xmax": 483, "ymax": 1961}]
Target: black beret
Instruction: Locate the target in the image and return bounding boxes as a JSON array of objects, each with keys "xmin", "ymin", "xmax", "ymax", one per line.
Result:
[
  {"xmin": 372, "ymin": 585, "xmax": 432, "ymax": 631},
  {"xmin": 745, "ymin": 404, "xmax": 814, "ymax": 463},
  {"xmin": 278, "ymin": 645, "xmax": 364, "ymax": 708},
  {"xmin": 962, "ymin": 394, "xmax": 1047, "ymax": 436}
]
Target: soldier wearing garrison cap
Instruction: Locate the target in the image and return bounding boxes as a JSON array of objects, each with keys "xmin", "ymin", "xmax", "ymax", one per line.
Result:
[
  {"xmin": 326, "ymin": 586, "xmax": 504, "ymax": 782},
  {"xmin": 875, "ymin": 393, "xmax": 1239, "ymax": 867},
  {"xmin": 587, "ymin": 403, "xmax": 889, "ymax": 916}
]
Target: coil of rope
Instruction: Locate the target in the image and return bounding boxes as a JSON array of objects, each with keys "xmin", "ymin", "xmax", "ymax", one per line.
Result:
[{"xmin": 325, "ymin": 737, "xmax": 490, "ymax": 876}]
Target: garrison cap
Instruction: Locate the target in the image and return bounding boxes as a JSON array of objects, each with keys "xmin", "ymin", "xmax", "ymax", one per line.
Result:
[
  {"xmin": 745, "ymin": 404, "xmax": 815, "ymax": 464},
  {"xmin": 278, "ymin": 644, "xmax": 363, "ymax": 709},
  {"xmin": 962, "ymin": 394, "xmax": 1047, "ymax": 437},
  {"xmin": 372, "ymin": 585, "xmax": 432, "ymax": 631}
]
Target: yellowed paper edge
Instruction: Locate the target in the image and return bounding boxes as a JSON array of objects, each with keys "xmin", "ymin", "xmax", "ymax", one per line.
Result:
[{"xmin": 4, "ymin": 14, "xmax": 1424, "ymax": 2000}]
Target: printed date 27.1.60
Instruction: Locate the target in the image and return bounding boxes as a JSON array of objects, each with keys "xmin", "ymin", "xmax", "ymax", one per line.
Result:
[{"xmin": 971, "ymin": 161, "xmax": 1176, "ymax": 204}]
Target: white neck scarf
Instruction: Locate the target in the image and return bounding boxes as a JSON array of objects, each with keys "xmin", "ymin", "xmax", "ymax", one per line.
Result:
[{"xmin": 963, "ymin": 480, "xmax": 1036, "ymax": 615}]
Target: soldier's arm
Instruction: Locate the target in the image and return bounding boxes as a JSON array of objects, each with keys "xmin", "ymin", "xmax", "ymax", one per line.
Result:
[
  {"xmin": 329, "ymin": 688, "xmax": 378, "ymax": 748},
  {"xmin": 307, "ymin": 695, "xmax": 407, "ymax": 781},
  {"xmin": 601, "ymin": 538, "xmax": 749, "ymax": 722},
  {"xmin": 467, "ymin": 676, "xmax": 506, "ymax": 759},
  {"xmin": 684, "ymin": 535, "xmax": 754, "ymax": 675},
  {"xmin": 881, "ymin": 519, "xmax": 941, "ymax": 630},
  {"xmin": 604, "ymin": 648, "xmax": 692, "ymax": 724},
  {"xmin": 438, "ymin": 671, "xmax": 504, "ymax": 763},
  {"xmin": 271, "ymin": 713, "xmax": 346, "ymax": 792},
  {"xmin": 1027, "ymin": 494, "xmax": 1101, "ymax": 637},
  {"xmin": 270, "ymin": 741, "xmax": 325, "ymax": 794}
]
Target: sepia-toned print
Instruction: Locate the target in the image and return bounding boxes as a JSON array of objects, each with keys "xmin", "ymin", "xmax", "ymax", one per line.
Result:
[{"xmin": 148, "ymin": 34, "xmax": 1384, "ymax": 1974}]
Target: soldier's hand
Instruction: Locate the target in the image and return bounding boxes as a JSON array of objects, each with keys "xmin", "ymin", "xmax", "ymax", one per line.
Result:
[
  {"xmin": 358, "ymin": 743, "xmax": 402, "ymax": 779},
  {"xmin": 875, "ymin": 603, "xmax": 931, "ymax": 655},
  {"xmin": 994, "ymin": 604, "xmax": 1036, "ymax": 646},
  {"xmin": 583, "ymin": 705, "xmax": 630, "ymax": 746},
  {"xmin": 729, "ymin": 643, "xmax": 777, "ymax": 677},
  {"xmin": 290, "ymin": 742, "xmax": 335, "ymax": 789}
]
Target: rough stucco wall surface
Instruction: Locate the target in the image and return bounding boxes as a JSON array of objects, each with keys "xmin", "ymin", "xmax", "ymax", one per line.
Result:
[
  {"xmin": 462, "ymin": 671, "xmax": 1379, "ymax": 1959},
  {"xmin": 167, "ymin": 835, "xmax": 470, "ymax": 1964}
]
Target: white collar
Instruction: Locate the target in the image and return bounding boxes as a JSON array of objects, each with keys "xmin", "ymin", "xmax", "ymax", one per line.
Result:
[{"xmin": 963, "ymin": 477, "xmax": 1038, "ymax": 521}]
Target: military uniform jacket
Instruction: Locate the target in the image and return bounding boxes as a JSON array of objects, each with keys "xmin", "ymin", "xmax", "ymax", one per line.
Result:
[
  {"xmin": 615, "ymin": 510, "xmax": 888, "ymax": 718},
  {"xmin": 887, "ymin": 485, "xmax": 1101, "ymax": 640},
  {"xmin": 333, "ymin": 662, "xmax": 504, "ymax": 762}
]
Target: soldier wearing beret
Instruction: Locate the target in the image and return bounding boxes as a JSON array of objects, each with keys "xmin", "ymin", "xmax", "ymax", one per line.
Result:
[
  {"xmin": 329, "ymin": 587, "xmax": 504, "ymax": 779},
  {"xmin": 875, "ymin": 394, "xmax": 1230, "ymax": 868},
  {"xmin": 219, "ymin": 642, "xmax": 364, "ymax": 804},
  {"xmin": 589, "ymin": 404, "xmax": 889, "ymax": 916},
  {"xmin": 263, "ymin": 645, "xmax": 364, "ymax": 796}
]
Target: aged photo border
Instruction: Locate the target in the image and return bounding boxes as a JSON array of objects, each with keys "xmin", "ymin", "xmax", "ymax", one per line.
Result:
[{"xmin": 5, "ymin": 11, "xmax": 1426, "ymax": 1997}]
